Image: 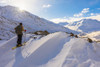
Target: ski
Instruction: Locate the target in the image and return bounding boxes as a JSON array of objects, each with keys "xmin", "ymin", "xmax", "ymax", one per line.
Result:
[{"xmin": 12, "ymin": 42, "xmax": 26, "ymax": 50}]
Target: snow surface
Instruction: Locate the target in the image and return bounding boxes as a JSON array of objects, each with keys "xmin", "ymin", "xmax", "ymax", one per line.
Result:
[
  {"xmin": 83, "ymin": 31, "xmax": 100, "ymax": 42},
  {"xmin": 0, "ymin": 40, "xmax": 7, "ymax": 47},
  {"xmin": 0, "ymin": 32, "xmax": 100, "ymax": 67}
]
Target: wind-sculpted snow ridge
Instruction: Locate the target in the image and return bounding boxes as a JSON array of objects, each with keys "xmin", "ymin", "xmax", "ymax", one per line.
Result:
[
  {"xmin": 0, "ymin": 5, "xmax": 78, "ymax": 40},
  {"xmin": 0, "ymin": 32, "xmax": 100, "ymax": 67}
]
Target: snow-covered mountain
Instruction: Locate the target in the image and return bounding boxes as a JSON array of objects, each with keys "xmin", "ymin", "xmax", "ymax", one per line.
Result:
[
  {"xmin": 0, "ymin": 5, "xmax": 77, "ymax": 40},
  {"xmin": 66, "ymin": 19, "xmax": 100, "ymax": 33},
  {"xmin": 58, "ymin": 22, "xmax": 69, "ymax": 26}
]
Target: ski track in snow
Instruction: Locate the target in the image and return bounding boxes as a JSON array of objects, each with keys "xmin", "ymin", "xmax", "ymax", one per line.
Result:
[{"xmin": 0, "ymin": 32, "xmax": 100, "ymax": 67}]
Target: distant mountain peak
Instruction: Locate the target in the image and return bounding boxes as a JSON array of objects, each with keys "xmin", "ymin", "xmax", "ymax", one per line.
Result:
[{"xmin": 66, "ymin": 18, "xmax": 100, "ymax": 33}]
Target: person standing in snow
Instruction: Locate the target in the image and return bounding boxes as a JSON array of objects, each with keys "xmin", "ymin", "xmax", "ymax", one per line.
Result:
[{"xmin": 15, "ymin": 23, "xmax": 26, "ymax": 47}]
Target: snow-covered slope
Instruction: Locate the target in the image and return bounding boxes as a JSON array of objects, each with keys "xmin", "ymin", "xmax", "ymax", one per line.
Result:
[
  {"xmin": 0, "ymin": 32, "xmax": 100, "ymax": 67},
  {"xmin": 0, "ymin": 5, "xmax": 77, "ymax": 40},
  {"xmin": 58, "ymin": 22, "xmax": 69, "ymax": 26},
  {"xmin": 83, "ymin": 31, "xmax": 100, "ymax": 41},
  {"xmin": 66, "ymin": 19, "xmax": 100, "ymax": 33}
]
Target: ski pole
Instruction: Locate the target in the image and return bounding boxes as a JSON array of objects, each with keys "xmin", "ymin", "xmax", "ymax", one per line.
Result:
[{"xmin": 24, "ymin": 30, "xmax": 26, "ymax": 43}]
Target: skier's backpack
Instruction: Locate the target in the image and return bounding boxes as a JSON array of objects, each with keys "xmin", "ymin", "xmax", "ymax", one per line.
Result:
[{"xmin": 15, "ymin": 25, "xmax": 22, "ymax": 34}]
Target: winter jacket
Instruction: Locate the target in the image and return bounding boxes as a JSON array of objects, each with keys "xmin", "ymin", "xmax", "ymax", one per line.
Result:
[{"xmin": 15, "ymin": 25, "xmax": 24, "ymax": 35}]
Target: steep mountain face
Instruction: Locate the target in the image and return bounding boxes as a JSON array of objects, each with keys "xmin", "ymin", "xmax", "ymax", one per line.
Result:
[
  {"xmin": 0, "ymin": 6, "xmax": 77, "ymax": 40},
  {"xmin": 66, "ymin": 19, "xmax": 100, "ymax": 33}
]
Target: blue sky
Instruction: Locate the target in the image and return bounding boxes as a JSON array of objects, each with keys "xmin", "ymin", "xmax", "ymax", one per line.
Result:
[{"xmin": 0, "ymin": 0, "xmax": 100, "ymax": 23}]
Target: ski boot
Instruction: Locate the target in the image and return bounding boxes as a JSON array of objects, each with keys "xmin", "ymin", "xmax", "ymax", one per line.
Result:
[{"xmin": 16, "ymin": 44, "xmax": 22, "ymax": 47}]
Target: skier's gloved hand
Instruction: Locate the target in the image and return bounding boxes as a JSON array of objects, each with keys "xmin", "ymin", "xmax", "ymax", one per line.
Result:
[{"xmin": 24, "ymin": 30, "xmax": 26, "ymax": 32}]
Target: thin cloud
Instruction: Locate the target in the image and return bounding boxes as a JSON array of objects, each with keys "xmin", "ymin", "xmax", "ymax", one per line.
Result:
[
  {"xmin": 42, "ymin": 4, "xmax": 52, "ymax": 8},
  {"xmin": 51, "ymin": 8, "xmax": 100, "ymax": 23},
  {"xmin": 51, "ymin": 13, "xmax": 100, "ymax": 23},
  {"xmin": 74, "ymin": 8, "xmax": 89, "ymax": 17},
  {"xmin": 51, "ymin": 18, "xmax": 68, "ymax": 23},
  {"xmin": 81, "ymin": 8, "xmax": 89, "ymax": 13},
  {"xmin": 90, "ymin": 13, "xmax": 94, "ymax": 16}
]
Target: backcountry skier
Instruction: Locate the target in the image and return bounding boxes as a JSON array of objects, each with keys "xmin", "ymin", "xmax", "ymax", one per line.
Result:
[{"xmin": 15, "ymin": 23, "xmax": 26, "ymax": 47}]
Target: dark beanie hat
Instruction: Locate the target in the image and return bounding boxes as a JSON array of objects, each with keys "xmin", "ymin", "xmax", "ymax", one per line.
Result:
[{"xmin": 20, "ymin": 23, "xmax": 22, "ymax": 25}]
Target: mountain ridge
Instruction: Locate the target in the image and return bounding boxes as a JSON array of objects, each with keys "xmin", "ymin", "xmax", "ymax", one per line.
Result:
[{"xmin": 66, "ymin": 19, "xmax": 100, "ymax": 33}]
